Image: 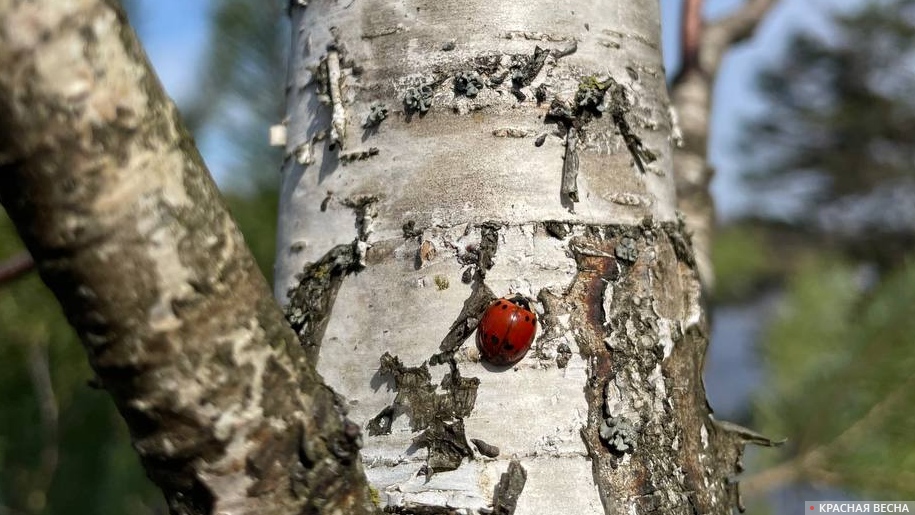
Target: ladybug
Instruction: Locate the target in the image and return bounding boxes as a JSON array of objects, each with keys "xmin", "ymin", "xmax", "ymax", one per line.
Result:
[{"xmin": 476, "ymin": 294, "xmax": 538, "ymax": 366}]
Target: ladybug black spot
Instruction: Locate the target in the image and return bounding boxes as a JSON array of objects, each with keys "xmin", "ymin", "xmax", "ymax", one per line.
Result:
[
  {"xmin": 503, "ymin": 343, "xmax": 514, "ymax": 351},
  {"xmin": 489, "ymin": 334, "xmax": 500, "ymax": 345},
  {"xmin": 501, "ymin": 303, "xmax": 508, "ymax": 310},
  {"xmin": 524, "ymin": 315, "xmax": 531, "ymax": 322}
]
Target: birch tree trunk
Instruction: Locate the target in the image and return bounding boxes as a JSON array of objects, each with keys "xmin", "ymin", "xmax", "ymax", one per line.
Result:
[
  {"xmin": 276, "ymin": 1, "xmax": 767, "ymax": 513},
  {"xmin": 0, "ymin": 2, "xmax": 377, "ymax": 513}
]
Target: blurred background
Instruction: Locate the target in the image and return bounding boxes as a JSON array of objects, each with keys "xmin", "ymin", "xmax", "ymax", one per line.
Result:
[{"xmin": 0, "ymin": 0, "xmax": 912, "ymax": 513}]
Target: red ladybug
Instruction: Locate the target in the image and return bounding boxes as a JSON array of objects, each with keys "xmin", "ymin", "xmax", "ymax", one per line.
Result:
[{"xmin": 476, "ymin": 295, "xmax": 537, "ymax": 366}]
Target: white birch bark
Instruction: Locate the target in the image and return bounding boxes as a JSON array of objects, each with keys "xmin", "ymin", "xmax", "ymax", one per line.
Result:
[{"xmin": 277, "ymin": 1, "xmax": 761, "ymax": 513}]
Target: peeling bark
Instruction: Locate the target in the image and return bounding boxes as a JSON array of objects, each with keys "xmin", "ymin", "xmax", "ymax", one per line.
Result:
[
  {"xmin": 493, "ymin": 460, "xmax": 527, "ymax": 515},
  {"xmin": 0, "ymin": 1, "xmax": 377, "ymax": 513}
]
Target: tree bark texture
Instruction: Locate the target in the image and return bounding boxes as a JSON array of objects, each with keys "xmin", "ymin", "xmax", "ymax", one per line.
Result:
[
  {"xmin": 277, "ymin": 1, "xmax": 766, "ymax": 513},
  {"xmin": 0, "ymin": 1, "xmax": 377, "ymax": 513}
]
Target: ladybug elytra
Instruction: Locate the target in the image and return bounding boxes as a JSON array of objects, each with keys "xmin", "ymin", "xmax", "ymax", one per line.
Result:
[{"xmin": 476, "ymin": 294, "xmax": 537, "ymax": 366}]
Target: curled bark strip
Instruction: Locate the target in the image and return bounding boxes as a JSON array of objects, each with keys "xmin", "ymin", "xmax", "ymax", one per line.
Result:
[
  {"xmin": 561, "ymin": 127, "xmax": 580, "ymax": 204},
  {"xmin": 326, "ymin": 49, "xmax": 348, "ymax": 149}
]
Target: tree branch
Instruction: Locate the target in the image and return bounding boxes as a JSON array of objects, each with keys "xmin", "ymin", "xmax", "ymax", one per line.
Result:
[
  {"xmin": 709, "ymin": 0, "xmax": 779, "ymax": 47},
  {"xmin": 0, "ymin": 251, "xmax": 34, "ymax": 285},
  {"xmin": 0, "ymin": 1, "xmax": 376, "ymax": 512},
  {"xmin": 680, "ymin": 0, "xmax": 704, "ymax": 75}
]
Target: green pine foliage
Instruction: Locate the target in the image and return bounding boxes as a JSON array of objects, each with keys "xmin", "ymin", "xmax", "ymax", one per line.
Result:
[
  {"xmin": 741, "ymin": 0, "xmax": 915, "ymax": 208},
  {"xmin": 753, "ymin": 256, "xmax": 915, "ymax": 497},
  {"xmin": 225, "ymin": 188, "xmax": 281, "ymax": 282},
  {"xmin": 736, "ymin": 0, "xmax": 915, "ymax": 500},
  {"xmin": 712, "ymin": 225, "xmax": 779, "ymax": 302}
]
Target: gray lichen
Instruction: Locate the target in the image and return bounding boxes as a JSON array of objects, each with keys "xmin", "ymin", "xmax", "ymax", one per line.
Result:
[
  {"xmin": 614, "ymin": 237, "xmax": 639, "ymax": 263},
  {"xmin": 403, "ymin": 84, "xmax": 434, "ymax": 114},
  {"xmin": 575, "ymin": 76, "xmax": 610, "ymax": 114},
  {"xmin": 599, "ymin": 415, "xmax": 638, "ymax": 453},
  {"xmin": 454, "ymin": 71, "xmax": 484, "ymax": 98},
  {"xmin": 362, "ymin": 102, "xmax": 388, "ymax": 128},
  {"xmin": 546, "ymin": 98, "xmax": 574, "ymax": 123},
  {"xmin": 509, "ymin": 46, "xmax": 548, "ymax": 87}
]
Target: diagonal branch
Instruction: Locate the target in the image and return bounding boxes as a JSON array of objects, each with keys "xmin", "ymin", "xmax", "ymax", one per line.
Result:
[
  {"xmin": 740, "ymin": 374, "xmax": 915, "ymax": 497},
  {"xmin": 0, "ymin": 1, "xmax": 376, "ymax": 513},
  {"xmin": 701, "ymin": 0, "xmax": 779, "ymax": 78},
  {"xmin": 710, "ymin": 0, "xmax": 780, "ymax": 47}
]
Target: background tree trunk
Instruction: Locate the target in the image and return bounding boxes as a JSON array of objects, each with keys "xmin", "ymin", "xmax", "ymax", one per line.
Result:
[
  {"xmin": 276, "ymin": 1, "xmax": 766, "ymax": 513},
  {"xmin": 670, "ymin": 0, "xmax": 778, "ymax": 292}
]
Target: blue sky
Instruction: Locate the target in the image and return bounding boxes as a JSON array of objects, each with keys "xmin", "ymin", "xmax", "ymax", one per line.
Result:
[
  {"xmin": 132, "ymin": 1, "xmax": 210, "ymax": 106},
  {"xmin": 136, "ymin": 0, "xmax": 857, "ymax": 220}
]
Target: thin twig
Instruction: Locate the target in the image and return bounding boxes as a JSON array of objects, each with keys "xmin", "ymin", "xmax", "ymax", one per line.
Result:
[
  {"xmin": 326, "ymin": 49, "xmax": 347, "ymax": 150},
  {"xmin": 25, "ymin": 341, "xmax": 59, "ymax": 514},
  {"xmin": 560, "ymin": 126, "xmax": 580, "ymax": 203},
  {"xmin": 741, "ymin": 374, "xmax": 915, "ymax": 497},
  {"xmin": 0, "ymin": 251, "xmax": 34, "ymax": 285}
]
